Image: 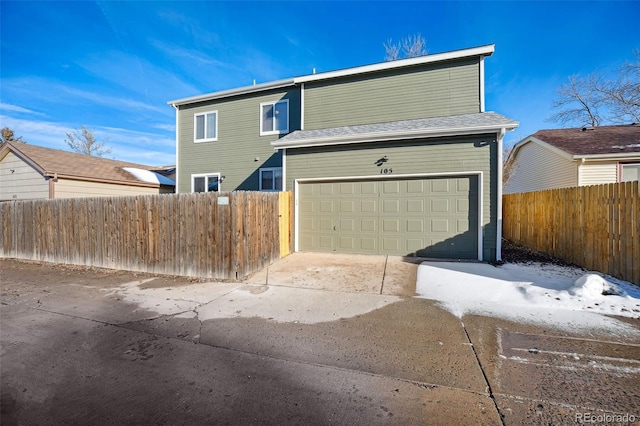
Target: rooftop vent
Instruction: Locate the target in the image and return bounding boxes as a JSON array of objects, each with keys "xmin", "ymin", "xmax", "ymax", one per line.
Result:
[{"xmin": 581, "ymin": 127, "xmax": 595, "ymax": 131}]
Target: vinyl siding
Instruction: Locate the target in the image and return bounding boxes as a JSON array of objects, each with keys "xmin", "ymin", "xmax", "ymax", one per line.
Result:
[
  {"xmin": 54, "ymin": 179, "xmax": 165, "ymax": 198},
  {"xmin": 505, "ymin": 141, "xmax": 577, "ymax": 193},
  {"xmin": 177, "ymin": 87, "xmax": 300, "ymax": 193},
  {"xmin": 578, "ymin": 162, "xmax": 618, "ymax": 186},
  {"xmin": 303, "ymin": 59, "xmax": 481, "ymax": 130},
  {"xmin": 0, "ymin": 152, "xmax": 49, "ymax": 200},
  {"xmin": 286, "ymin": 135, "xmax": 498, "ymax": 260}
]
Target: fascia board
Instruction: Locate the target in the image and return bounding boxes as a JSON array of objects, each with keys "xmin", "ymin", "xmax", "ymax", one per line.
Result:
[
  {"xmin": 294, "ymin": 44, "xmax": 495, "ymax": 84},
  {"xmin": 272, "ymin": 123, "xmax": 516, "ymax": 150},
  {"xmin": 168, "ymin": 79, "xmax": 296, "ymax": 106},
  {"xmin": 574, "ymin": 152, "xmax": 640, "ymax": 161}
]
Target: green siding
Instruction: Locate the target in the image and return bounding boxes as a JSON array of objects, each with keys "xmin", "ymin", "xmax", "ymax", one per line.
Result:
[
  {"xmin": 303, "ymin": 59, "xmax": 481, "ymax": 130},
  {"xmin": 177, "ymin": 87, "xmax": 300, "ymax": 193},
  {"xmin": 285, "ymin": 135, "xmax": 499, "ymax": 261}
]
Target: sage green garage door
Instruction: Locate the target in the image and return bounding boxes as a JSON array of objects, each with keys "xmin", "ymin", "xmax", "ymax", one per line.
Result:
[{"xmin": 298, "ymin": 176, "xmax": 478, "ymax": 258}]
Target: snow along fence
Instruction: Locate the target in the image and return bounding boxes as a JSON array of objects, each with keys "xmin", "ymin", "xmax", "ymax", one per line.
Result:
[
  {"xmin": 503, "ymin": 181, "xmax": 639, "ymax": 285},
  {"xmin": 0, "ymin": 191, "xmax": 293, "ymax": 280}
]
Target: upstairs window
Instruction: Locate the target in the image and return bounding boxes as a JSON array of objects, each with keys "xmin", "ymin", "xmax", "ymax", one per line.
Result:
[
  {"xmin": 192, "ymin": 173, "xmax": 221, "ymax": 193},
  {"xmin": 260, "ymin": 100, "xmax": 288, "ymax": 135},
  {"xmin": 259, "ymin": 167, "xmax": 282, "ymax": 191},
  {"xmin": 194, "ymin": 111, "xmax": 218, "ymax": 142}
]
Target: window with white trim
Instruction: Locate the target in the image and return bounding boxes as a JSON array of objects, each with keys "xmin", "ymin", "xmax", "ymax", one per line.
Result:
[
  {"xmin": 622, "ymin": 163, "xmax": 640, "ymax": 182},
  {"xmin": 260, "ymin": 100, "xmax": 288, "ymax": 135},
  {"xmin": 192, "ymin": 173, "xmax": 221, "ymax": 193},
  {"xmin": 259, "ymin": 167, "xmax": 282, "ymax": 191},
  {"xmin": 194, "ymin": 111, "xmax": 218, "ymax": 142}
]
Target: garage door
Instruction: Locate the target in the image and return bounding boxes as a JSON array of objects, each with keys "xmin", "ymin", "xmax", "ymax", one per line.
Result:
[{"xmin": 298, "ymin": 176, "xmax": 478, "ymax": 258}]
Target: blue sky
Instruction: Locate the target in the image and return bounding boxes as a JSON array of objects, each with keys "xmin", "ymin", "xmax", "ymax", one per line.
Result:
[{"xmin": 1, "ymin": 1, "xmax": 638, "ymax": 165}]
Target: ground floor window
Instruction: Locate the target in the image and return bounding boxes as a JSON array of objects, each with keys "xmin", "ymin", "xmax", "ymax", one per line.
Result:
[
  {"xmin": 259, "ymin": 167, "xmax": 282, "ymax": 191},
  {"xmin": 621, "ymin": 163, "xmax": 640, "ymax": 182},
  {"xmin": 192, "ymin": 173, "xmax": 221, "ymax": 193}
]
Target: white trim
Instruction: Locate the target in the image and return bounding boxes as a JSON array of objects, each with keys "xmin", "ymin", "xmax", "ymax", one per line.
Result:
[
  {"xmin": 496, "ymin": 128, "xmax": 506, "ymax": 261},
  {"xmin": 282, "ymin": 148, "xmax": 287, "ymax": 191},
  {"xmin": 272, "ymin": 123, "xmax": 518, "ymax": 150},
  {"xmin": 260, "ymin": 99, "xmax": 289, "ymax": 136},
  {"xmin": 172, "ymin": 103, "xmax": 179, "ymax": 191},
  {"xmin": 191, "ymin": 172, "xmax": 221, "ymax": 193},
  {"xmin": 574, "ymin": 152, "xmax": 640, "ymax": 161},
  {"xmin": 194, "ymin": 110, "xmax": 218, "ymax": 143},
  {"xmin": 300, "ymin": 83, "xmax": 305, "ymax": 130},
  {"xmin": 258, "ymin": 167, "xmax": 283, "ymax": 191},
  {"xmin": 479, "ymin": 57, "xmax": 486, "ymax": 113},
  {"xmin": 295, "ymin": 44, "xmax": 495, "ymax": 84},
  {"xmin": 294, "ymin": 171, "xmax": 484, "ymax": 261}
]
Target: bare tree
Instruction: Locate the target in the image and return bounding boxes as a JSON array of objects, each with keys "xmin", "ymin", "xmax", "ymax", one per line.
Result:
[
  {"xmin": 502, "ymin": 144, "xmax": 518, "ymax": 187},
  {"xmin": 549, "ymin": 74, "xmax": 604, "ymax": 127},
  {"xmin": 64, "ymin": 125, "xmax": 112, "ymax": 157},
  {"xmin": 549, "ymin": 50, "xmax": 640, "ymax": 127},
  {"xmin": 0, "ymin": 127, "xmax": 27, "ymax": 144},
  {"xmin": 597, "ymin": 50, "xmax": 640, "ymax": 123},
  {"xmin": 384, "ymin": 33, "xmax": 428, "ymax": 61}
]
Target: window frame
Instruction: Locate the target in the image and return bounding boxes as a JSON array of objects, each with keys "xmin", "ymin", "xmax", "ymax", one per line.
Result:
[
  {"xmin": 259, "ymin": 167, "xmax": 283, "ymax": 192},
  {"xmin": 621, "ymin": 162, "xmax": 640, "ymax": 182},
  {"xmin": 194, "ymin": 110, "xmax": 218, "ymax": 143},
  {"xmin": 259, "ymin": 100, "xmax": 289, "ymax": 136},
  {"xmin": 191, "ymin": 172, "xmax": 221, "ymax": 193}
]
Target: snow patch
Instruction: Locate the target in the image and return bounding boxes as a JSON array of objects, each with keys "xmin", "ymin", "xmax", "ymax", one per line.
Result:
[
  {"xmin": 123, "ymin": 167, "xmax": 175, "ymax": 186},
  {"xmin": 416, "ymin": 262, "xmax": 640, "ymax": 335}
]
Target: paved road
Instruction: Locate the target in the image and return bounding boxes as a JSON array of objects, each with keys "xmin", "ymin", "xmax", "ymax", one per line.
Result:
[{"xmin": 1, "ymin": 258, "xmax": 639, "ymax": 425}]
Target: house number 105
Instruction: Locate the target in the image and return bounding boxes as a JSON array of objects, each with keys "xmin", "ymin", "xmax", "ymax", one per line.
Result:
[{"xmin": 380, "ymin": 168, "xmax": 393, "ymax": 174}]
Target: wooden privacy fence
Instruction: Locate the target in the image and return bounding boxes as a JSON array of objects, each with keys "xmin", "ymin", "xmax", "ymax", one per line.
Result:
[
  {"xmin": 0, "ymin": 191, "xmax": 293, "ymax": 280},
  {"xmin": 503, "ymin": 181, "xmax": 639, "ymax": 285}
]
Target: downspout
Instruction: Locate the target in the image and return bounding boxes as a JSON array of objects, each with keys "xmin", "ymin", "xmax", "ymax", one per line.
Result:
[
  {"xmin": 171, "ymin": 103, "xmax": 179, "ymax": 192},
  {"xmin": 300, "ymin": 83, "xmax": 305, "ymax": 130},
  {"xmin": 47, "ymin": 172, "xmax": 58, "ymax": 198},
  {"xmin": 496, "ymin": 128, "xmax": 506, "ymax": 261}
]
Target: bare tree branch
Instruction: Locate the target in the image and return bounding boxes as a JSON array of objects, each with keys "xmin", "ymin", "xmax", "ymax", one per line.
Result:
[
  {"xmin": 384, "ymin": 33, "xmax": 428, "ymax": 61},
  {"xmin": 549, "ymin": 50, "xmax": 640, "ymax": 127},
  {"xmin": 64, "ymin": 125, "xmax": 112, "ymax": 157}
]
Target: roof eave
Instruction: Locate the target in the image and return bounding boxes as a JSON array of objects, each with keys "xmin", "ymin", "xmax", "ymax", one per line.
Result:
[
  {"xmin": 272, "ymin": 123, "xmax": 517, "ymax": 150},
  {"xmin": 168, "ymin": 78, "xmax": 296, "ymax": 107},
  {"xmin": 294, "ymin": 44, "xmax": 495, "ymax": 84},
  {"xmin": 573, "ymin": 152, "xmax": 640, "ymax": 161},
  {"xmin": 168, "ymin": 44, "xmax": 495, "ymax": 107},
  {"xmin": 45, "ymin": 173, "xmax": 166, "ymax": 188}
]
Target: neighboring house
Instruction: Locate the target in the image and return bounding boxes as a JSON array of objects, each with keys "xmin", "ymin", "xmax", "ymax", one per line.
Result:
[
  {"xmin": 0, "ymin": 142, "xmax": 175, "ymax": 200},
  {"xmin": 169, "ymin": 44, "xmax": 518, "ymax": 261},
  {"xmin": 505, "ymin": 124, "xmax": 640, "ymax": 194}
]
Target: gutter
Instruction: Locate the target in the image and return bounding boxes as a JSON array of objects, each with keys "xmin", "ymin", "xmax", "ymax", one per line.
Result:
[
  {"xmin": 272, "ymin": 123, "xmax": 518, "ymax": 150},
  {"xmin": 496, "ymin": 127, "xmax": 506, "ymax": 262},
  {"xmin": 43, "ymin": 172, "xmax": 164, "ymax": 188}
]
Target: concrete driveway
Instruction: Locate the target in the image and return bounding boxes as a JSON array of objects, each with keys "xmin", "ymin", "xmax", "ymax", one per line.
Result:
[{"xmin": 2, "ymin": 255, "xmax": 639, "ymax": 425}]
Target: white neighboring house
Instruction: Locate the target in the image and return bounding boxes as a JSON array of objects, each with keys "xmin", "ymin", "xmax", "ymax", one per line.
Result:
[
  {"xmin": 0, "ymin": 142, "xmax": 175, "ymax": 201},
  {"xmin": 505, "ymin": 124, "xmax": 640, "ymax": 194}
]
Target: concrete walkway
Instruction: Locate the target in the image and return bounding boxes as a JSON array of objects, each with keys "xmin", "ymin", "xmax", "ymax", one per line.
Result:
[
  {"xmin": 247, "ymin": 252, "xmax": 421, "ymax": 296},
  {"xmin": 2, "ymin": 257, "xmax": 639, "ymax": 425}
]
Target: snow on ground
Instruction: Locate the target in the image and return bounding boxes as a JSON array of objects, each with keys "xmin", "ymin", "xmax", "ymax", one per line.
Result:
[{"xmin": 416, "ymin": 262, "xmax": 640, "ymax": 335}]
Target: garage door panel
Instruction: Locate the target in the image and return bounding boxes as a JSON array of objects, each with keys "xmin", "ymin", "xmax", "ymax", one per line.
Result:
[{"xmin": 298, "ymin": 176, "xmax": 478, "ymax": 258}]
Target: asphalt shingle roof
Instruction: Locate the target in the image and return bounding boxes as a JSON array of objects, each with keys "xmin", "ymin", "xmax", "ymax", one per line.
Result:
[
  {"xmin": 531, "ymin": 124, "xmax": 640, "ymax": 155},
  {"xmin": 279, "ymin": 112, "xmax": 518, "ymax": 143},
  {"xmin": 2, "ymin": 142, "xmax": 171, "ymax": 186}
]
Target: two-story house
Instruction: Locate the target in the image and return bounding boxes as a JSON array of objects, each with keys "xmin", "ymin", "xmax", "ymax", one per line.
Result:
[{"xmin": 169, "ymin": 44, "xmax": 518, "ymax": 261}]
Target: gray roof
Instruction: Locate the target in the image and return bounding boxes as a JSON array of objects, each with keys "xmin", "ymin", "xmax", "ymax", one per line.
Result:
[{"xmin": 275, "ymin": 112, "xmax": 518, "ymax": 148}]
